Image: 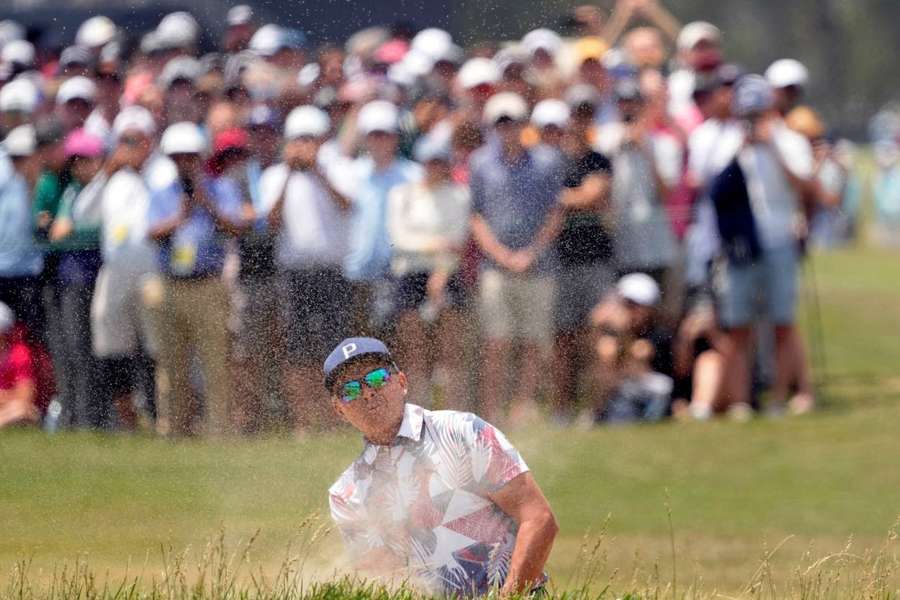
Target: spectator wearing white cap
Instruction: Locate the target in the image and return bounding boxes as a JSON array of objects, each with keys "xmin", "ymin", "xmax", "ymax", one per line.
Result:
[
  {"xmin": 469, "ymin": 92, "xmax": 565, "ymax": 424},
  {"xmin": 156, "ymin": 11, "xmax": 199, "ymax": 56},
  {"xmin": 147, "ymin": 121, "xmax": 247, "ymax": 436},
  {"xmin": 765, "ymin": 58, "xmax": 809, "ymax": 116},
  {"xmin": 223, "ymin": 5, "xmax": 256, "ymax": 54},
  {"xmin": 158, "ymin": 56, "xmax": 205, "ymax": 125},
  {"xmin": 456, "ymin": 57, "xmax": 500, "ymax": 119},
  {"xmin": 90, "ymin": 107, "xmax": 160, "ymax": 429},
  {"xmin": 56, "ymin": 76, "xmax": 97, "ymax": 133},
  {"xmin": 668, "ymin": 21, "xmax": 723, "ymax": 132},
  {"xmin": 0, "ymin": 300, "xmax": 39, "ymax": 428},
  {"xmin": 76, "ymin": 16, "xmax": 117, "ymax": 53},
  {"xmin": 0, "ymin": 78, "xmax": 39, "ymax": 133},
  {"xmin": 0, "ymin": 124, "xmax": 44, "ymax": 347},
  {"xmin": 531, "ymin": 98, "xmax": 570, "ymax": 151},
  {"xmin": 707, "ymin": 74, "xmax": 816, "ymax": 416},
  {"xmin": 341, "ymin": 99, "xmax": 422, "ymax": 331},
  {"xmin": 521, "ymin": 28, "xmax": 565, "ymax": 95},
  {"xmin": 589, "ymin": 272, "xmax": 674, "ymax": 424},
  {"xmin": 385, "ymin": 134, "xmax": 471, "ymax": 406},
  {"xmin": 1, "ymin": 39, "xmax": 34, "ymax": 72},
  {"xmin": 250, "ymin": 105, "xmax": 353, "ymax": 431}
]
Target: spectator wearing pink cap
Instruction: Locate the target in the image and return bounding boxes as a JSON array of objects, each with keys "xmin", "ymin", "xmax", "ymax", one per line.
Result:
[{"xmin": 46, "ymin": 128, "xmax": 109, "ymax": 428}]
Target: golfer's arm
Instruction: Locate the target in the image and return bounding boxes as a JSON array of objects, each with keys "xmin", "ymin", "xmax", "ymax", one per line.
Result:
[{"xmin": 488, "ymin": 472, "xmax": 559, "ymax": 595}]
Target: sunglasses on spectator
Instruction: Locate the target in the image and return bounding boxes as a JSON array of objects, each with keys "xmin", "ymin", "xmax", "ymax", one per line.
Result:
[{"xmin": 337, "ymin": 366, "xmax": 393, "ymax": 404}]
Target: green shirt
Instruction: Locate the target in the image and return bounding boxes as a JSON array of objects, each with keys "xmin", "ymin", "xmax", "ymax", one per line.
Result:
[{"xmin": 32, "ymin": 171, "xmax": 63, "ymax": 247}]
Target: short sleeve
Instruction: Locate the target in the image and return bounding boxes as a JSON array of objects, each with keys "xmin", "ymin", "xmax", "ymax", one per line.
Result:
[
  {"xmin": 328, "ymin": 474, "xmax": 387, "ymax": 560},
  {"xmin": 256, "ymin": 164, "xmax": 289, "ymax": 216},
  {"xmin": 147, "ymin": 184, "xmax": 180, "ymax": 226},
  {"xmin": 459, "ymin": 413, "xmax": 529, "ymax": 496}
]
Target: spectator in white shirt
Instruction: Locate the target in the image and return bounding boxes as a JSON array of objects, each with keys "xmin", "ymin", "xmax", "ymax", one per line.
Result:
[
  {"xmin": 91, "ymin": 106, "xmax": 160, "ymax": 429},
  {"xmin": 258, "ymin": 105, "xmax": 353, "ymax": 430},
  {"xmin": 386, "ymin": 135, "xmax": 471, "ymax": 407}
]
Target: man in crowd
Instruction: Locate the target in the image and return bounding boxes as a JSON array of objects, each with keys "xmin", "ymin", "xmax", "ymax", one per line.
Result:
[
  {"xmin": 147, "ymin": 121, "xmax": 246, "ymax": 436},
  {"xmin": 259, "ymin": 105, "xmax": 353, "ymax": 430},
  {"xmin": 91, "ymin": 106, "xmax": 160, "ymax": 428},
  {"xmin": 469, "ymin": 92, "xmax": 564, "ymax": 424},
  {"xmin": 710, "ymin": 75, "xmax": 815, "ymax": 416},
  {"xmin": 326, "ymin": 336, "xmax": 558, "ymax": 597}
]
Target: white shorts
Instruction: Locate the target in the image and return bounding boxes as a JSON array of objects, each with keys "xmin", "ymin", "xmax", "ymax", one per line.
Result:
[
  {"xmin": 91, "ymin": 265, "xmax": 160, "ymax": 358},
  {"xmin": 478, "ymin": 269, "xmax": 555, "ymax": 346}
]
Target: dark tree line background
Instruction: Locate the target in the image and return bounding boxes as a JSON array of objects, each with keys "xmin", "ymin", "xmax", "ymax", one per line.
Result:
[{"xmin": 3, "ymin": 0, "xmax": 898, "ymax": 137}]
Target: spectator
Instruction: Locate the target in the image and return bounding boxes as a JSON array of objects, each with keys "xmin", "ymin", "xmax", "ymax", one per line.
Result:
[
  {"xmin": 258, "ymin": 105, "xmax": 353, "ymax": 431},
  {"xmin": 552, "ymin": 90, "xmax": 614, "ymax": 422},
  {"xmin": 232, "ymin": 105, "xmax": 282, "ymax": 433},
  {"xmin": 0, "ymin": 302, "xmax": 39, "ymax": 428},
  {"xmin": 342, "ymin": 100, "xmax": 423, "ymax": 332},
  {"xmin": 56, "ymin": 76, "xmax": 97, "ymax": 133},
  {"xmin": 147, "ymin": 122, "xmax": 246, "ymax": 436},
  {"xmin": 386, "ymin": 135, "xmax": 471, "ymax": 407},
  {"xmin": 872, "ymin": 140, "xmax": 900, "ymax": 246},
  {"xmin": 469, "ymin": 92, "xmax": 564, "ymax": 424},
  {"xmin": 589, "ymin": 273, "xmax": 674, "ymax": 423},
  {"xmin": 530, "ymin": 98, "xmax": 570, "ymax": 152},
  {"xmin": 668, "ymin": 21, "xmax": 722, "ymax": 133},
  {"xmin": 0, "ymin": 124, "xmax": 44, "ymax": 343},
  {"xmin": 47, "ymin": 128, "xmax": 107, "ymax": 428},
  {"xmin": 709, "ymin": 75, "xmax": 815, "ymax": 416},
  {"xmin": 597, "ymin": 78, "xmax": 679, "ymax": 292},
  {"xmin": 765, "ymin": 59, "xmax": 809, "ymax": 118},
  {"xmin": 91, "ymin": 107, "xmax": 160, "ymax": 429}
]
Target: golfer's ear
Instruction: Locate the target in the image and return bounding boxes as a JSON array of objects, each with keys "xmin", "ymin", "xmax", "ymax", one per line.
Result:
[{"xmin": 396, "ymin": 371, "xmax": 408, "ymax": 394}]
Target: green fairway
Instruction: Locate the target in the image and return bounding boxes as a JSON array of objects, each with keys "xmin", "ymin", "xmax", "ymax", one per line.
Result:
[{"xmin": 2, "ymin": 243, "xmax": 900, "ymax": 597}]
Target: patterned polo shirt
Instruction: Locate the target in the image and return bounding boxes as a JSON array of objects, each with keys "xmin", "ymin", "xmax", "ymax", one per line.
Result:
[{"xmin": 329, "ymin": 403, "xmax": 530, "ymax": 597}]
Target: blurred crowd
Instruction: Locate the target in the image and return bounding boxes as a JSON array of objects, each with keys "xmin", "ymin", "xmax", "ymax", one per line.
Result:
[{"xmin": 0, "ymin": 0, "xmax": 872, "ymax": 436}]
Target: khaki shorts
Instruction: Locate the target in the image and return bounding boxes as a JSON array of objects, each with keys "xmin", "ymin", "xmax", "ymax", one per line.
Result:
[
  {"xmin": 478, "ymin": 269, "xmax": 555, "ymax": 346},
  {"xmin": 91, "ymin": 265, "xmax": 160, "ymax": 358}
]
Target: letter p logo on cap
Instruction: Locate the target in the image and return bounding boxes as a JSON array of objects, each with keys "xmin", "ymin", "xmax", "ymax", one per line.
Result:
[{"xmin": 342, "ymin": 343, "xmax": 358, "ymax": 359}]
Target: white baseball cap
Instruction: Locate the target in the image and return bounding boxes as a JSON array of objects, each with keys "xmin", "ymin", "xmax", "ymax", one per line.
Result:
[
  {"xmin": 617, "ymin": 272, "xmax": 661, "ymax": 307},
  {"xmin": 3, "ymin": 124, "xmax": 36, "ymax": 157},
  {"xmin": 677, "ymin": 21, "xmax": 721, "ymax": 51},
  {"xmin": 531, "ymin": 98, "xmax": 570, "ymax": 129},
  {"xmin": 357, "ymin": 100, "xmax": 399, "ymax": 135},
  {"xmin": 765, "ymin": 58, "xmax": 809, "ymax": 89},
  {"xmin": 156, "ymin": 12, "xmax": 199, "ymax": 50},
  {"xmin": 160, "ymin": 121, "xmax": 207, "ymax": 155},
  {"xmin": 521, "ymin": 28, "xmax": 563, "ymax": 57},
  {"xmin": 113, "ymin": 106, "xmax": 156, "ymax": 140},
  {"xmin": 56, "ymin": 76, "xmax": 96, "ymax": 105},
  {"xmin": 0, "ymin": 20, "xmax": 25, "ymax": 49},
  {"xmin": 158, "ymin": 56, "xmax": 203, "ymax": 89},
  {"xmin": 2, "ymin": 39, "xmax": 34, "ymax": 67},
  {"xmin": 227, "ymin": 5, "xmax": 254, "ymax": 27},
  {"xmin": 76, "ymin": 16, "xmax": 117, "ymax": 48},
  {"xmin": 249, "ymin": 24, "xmax": 286, "ymax": 57},
  {"xmin": 410, "ymin": 28, "xmax": 453, "ymax": 60},
  {"xmin": 458, "ymin": 57, "xmax": 500, "ymax": 90},
  {"xmin": 285, "ymin": 105, "xmax": 330, "ymax": 139},
  {"xmin": 483, "ymin": 91, "xmax": 528, "ymax": 125},
  {"xmin": 0, "ymin": 78, "xmax": 39, "ymax": 113},
  {"xmin": 0, "ymin": 301, "xmax": 14, "ymax": 334}
]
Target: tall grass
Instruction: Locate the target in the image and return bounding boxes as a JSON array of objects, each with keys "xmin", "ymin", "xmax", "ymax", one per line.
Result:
[{"xmin": 5, "ymin": 515, "xmax": 899, "ymax": 599}]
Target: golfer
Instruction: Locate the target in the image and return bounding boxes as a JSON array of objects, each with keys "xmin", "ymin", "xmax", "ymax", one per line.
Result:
[{"xmin": 325, "ymin": 337, "xmax": 558, "ymax": 597}]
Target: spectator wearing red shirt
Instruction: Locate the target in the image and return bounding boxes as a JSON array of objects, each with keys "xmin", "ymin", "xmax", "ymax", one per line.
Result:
[{"xmin": 0, "ymin": 302, "xmax": 39, "ymax": 428}]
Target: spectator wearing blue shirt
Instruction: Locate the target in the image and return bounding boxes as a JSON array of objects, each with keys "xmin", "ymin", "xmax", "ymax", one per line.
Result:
[
  {"xmin": 147, "ymin": 122, "xmax": 247, "ymax": 436},
  {"xmin": 340, "ymin": 100, "xmax": 422, "ymax": 333},
  {"xmin": 469, "ymin": 93, "xmax": 565, "ymax": 424},
  {"xmin": 0, "ymin": 125, "xmax": 44, "ymax": 345}
]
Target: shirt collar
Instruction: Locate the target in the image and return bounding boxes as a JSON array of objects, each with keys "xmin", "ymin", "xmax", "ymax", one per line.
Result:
[
  {"xmin": 361, "ymin": 403, "xmax": 425, "ymax": 465},
  {"xmin": 396, "ymin": 402, "xmax": 425, "ymax": 442}
]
